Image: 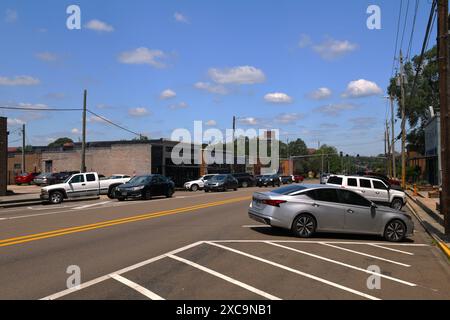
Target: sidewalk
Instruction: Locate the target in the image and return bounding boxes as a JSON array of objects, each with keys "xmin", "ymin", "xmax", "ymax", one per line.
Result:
[
  {"xmin": 0, "ymin": 185, "xmax": 42, "ymax": 207},
  {"xmin": 406, "ymin": 189, "xmax": 450, "ymax": 259}
]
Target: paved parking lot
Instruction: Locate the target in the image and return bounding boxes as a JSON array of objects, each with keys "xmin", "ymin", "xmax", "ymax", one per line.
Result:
[{"xmin": 44, "ymin": 238, "xmax": 449, "ymax": 300}]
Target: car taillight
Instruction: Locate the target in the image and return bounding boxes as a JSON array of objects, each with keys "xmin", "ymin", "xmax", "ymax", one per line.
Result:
[{"xmin": 262, "ymin": 199, "xmax": 287, "ymax": 207}]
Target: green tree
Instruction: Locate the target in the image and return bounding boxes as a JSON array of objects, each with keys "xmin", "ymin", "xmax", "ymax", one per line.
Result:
[
  {"xmin": 387, "ymin": 45, "xmax": 439, "ymax": 154},
  {"xmin": 48, "ymin": 137, "xmax": 74, "ymax": 148}
]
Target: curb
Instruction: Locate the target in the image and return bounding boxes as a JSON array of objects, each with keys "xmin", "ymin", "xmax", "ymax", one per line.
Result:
[
  {"xmin": 0, "ymin": 200, "xmax": 43, "ymax": 209},
  {"xmin": 406, "ymin": 197, "xmax": 450, "ymax": 260}
]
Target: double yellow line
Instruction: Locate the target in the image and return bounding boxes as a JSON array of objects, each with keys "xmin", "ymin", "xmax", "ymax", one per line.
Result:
[{"xmin": 0, "ymin": 196, "xmax": 251, "ymax": 248}]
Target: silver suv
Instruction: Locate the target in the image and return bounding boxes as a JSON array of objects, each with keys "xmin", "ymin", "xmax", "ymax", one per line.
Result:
[{"xmin": 326, "ymin": 175, "xmax": 406, "ymax": 210}]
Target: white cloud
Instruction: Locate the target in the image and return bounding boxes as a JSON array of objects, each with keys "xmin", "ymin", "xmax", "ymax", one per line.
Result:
[
  {"xmin": 314, "ymin": 103, "xmax": 358, "ymax": 116},
  {"xmin": 238, "ymin": 117, "xmax": 260, "ymax": 126},
  {"xmin": 5, "ymin": 9, "xmax": 17, "ymax": 23},
  {"xmin": 264, "ymin": 92, "xmax": 293, "ymax": 104},
  {"xmin": 205, "ymin": 120, "xmax": 217, "ymax": 126},
  {"xmin": 351, "ymin": 117, "xmax": 378, "ymax": 130},
  {"xmin": 7, "ymin": 118, "xmax": 25, "ymax": 126},
  {"xmin": 160, "ymin": 89, "xmax": 176, "ymax": 100},
  {"xmin": 128, "ymin": 107, "xmax": 150, "ymax": 117},
  {"xmin": 0, "ymin": 75, "xmax": 40, "ymax": 86},
  {"xmin": 307, "ymin": 87, "xmax": 332, "ymax": 100},
  {"xmin": 174, "ymin": 12, "xmax": 189, "ymax": 23},
  {"xmin": 118, "ymin": 47, "xmax": 167, "ymax": 68},
  {"xmin": 208, "ymin": 66, "xmax": 266, "ymax": 85},
  {"xmin": 35, "ymin": 52, "xmax": 58, "ymax": 62},
  {"xmin": 168, "ymin": 102, "xmax": 188, "ymax": 110},
  {"xmin": 312, "ymin": 38, "xmax": 358, "ymax": 60},
  {"xmin": 274, "ymin": 113, "xmax": 303, "ymax": 124},
  {"xmin": 71, "ymin": 128, "xmax": 80, "ymax": 134},
  {"xmin": 194, "ymin": 82, "xmax": 228, "ymax": 95},
  {"xmin": 85, "ymin": 19, "xmax": 114, "ymax": 32},
  {"xmin": 88, "ymin": 115, "xmax": 111, "ymax": 124},
  {"xmin": 342, "ymin": 79, "xmax": 383, "ymax": 98}
]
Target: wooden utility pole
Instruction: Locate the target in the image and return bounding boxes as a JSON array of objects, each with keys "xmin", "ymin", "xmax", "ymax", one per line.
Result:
[
  {"xmin": 438, "ymin": 0, "xmax": 449, "ymax": 235},
  {"xmin": 390, "ymin": 95, "xmax": 397, "ymax": 178},
  {"xmin": 81, "ymin": 90, "xmax": 87, "ymax": 173},
  {"xmin": 386, "ymin": 121, "xmax": 391, "ymax": 177},
  {"xmin": 400, "ymin": 51, "xmax": 407, "ymax": 189},
  {"xmin": 21, "ymin": 124, "xmax": 25, "ymax": 174}
]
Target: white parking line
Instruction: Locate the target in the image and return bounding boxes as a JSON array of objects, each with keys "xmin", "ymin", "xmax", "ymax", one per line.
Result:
[
  {"xmin": 242, "ymin": 225, "xmax": 271, "ymax": 228},
  {"xmin": 266, "ymin": 242, "xmax": 416, "ymax": 286},
  {"xmin": 168, "ymin": 254, "xmax": 281, "ymax": 300},
  {"xmin": 368, "ymin": 244, "xmax": 414, "ymax": 256},
  {"xmin": 320, "ymin": 243, "xmax": 411, "ymax": 267},
  {"xmin": 41, "ymin": 241, "xmax": 203, "ymax": 300},
  {"xmin": 206, "ymin": 242, "xmax": 381, "ymax": 300},
  {"xmin": 110, "ymin": 274, "xmax": 164, "ymax": 300},
  {"xmin": 208, "ymin": 240, "xmax": 430, "ymax": 247}
]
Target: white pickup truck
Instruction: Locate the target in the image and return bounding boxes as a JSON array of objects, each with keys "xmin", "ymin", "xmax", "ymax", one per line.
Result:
[{"xmin": 40, "ymin": 172, "xmax": 131, "ymax": 204}]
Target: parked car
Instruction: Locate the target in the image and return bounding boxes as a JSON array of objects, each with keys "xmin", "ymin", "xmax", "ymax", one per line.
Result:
[
  {"xmin": 184, "ymin": 174, "xmax": 218, "ymax": 191},
  {"xmin": 49, "ymin": 171, "xmax": 80, "ymax": 185},
  {"xmin": 357, "ymin": 171, "xmax": 401, "ymax": 187},
  {"xmin": 248, "ymin": 184, "xmax": 414, "ymax": 242},
  {"xmin": 293, "ymin": 175, "xmax": 305, "ymax": 183},
  {"xmin": 15, "ymin": 172, "xmax": 40, "ymax": 185},
  {"xmin": 114, "ymin": 174, "xmax": 175, "ymax": 201},
  {"xmin": 326, "ymin": 175, "xmax": 406, "ymax": 210},
  {"xmin": 256, "ymin": 174, "xmax": 281, "ymax": 187},
  {"xmin": 105, "ymin": 174, "xmax": 131, "ymax": 180},
  {"xmin": 40, "ymin": 172, "xmax": 131, "ymax": 204},
  {"xmin": 33, "ymin": 173, "xmax": 56, "ymax": 186},
  {"xmin": 281, "ymin": 176, "xmax": 294, "ymax": 184},
  {"xmin": 204, "ymin": 174, "xmax": 238, "ymax": 192},
  {"xmin": 320, "ymin": 173, "xmax": 331, "ymax": 184},
  {"xmin": 232, "ymin": 173, "xmax": 255, "ymax": 188}
]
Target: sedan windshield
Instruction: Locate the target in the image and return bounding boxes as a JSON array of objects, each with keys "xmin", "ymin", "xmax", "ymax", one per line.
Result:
[{"xmin": 127, "ymin": 176, "xmax": 152, "ymax": 186}]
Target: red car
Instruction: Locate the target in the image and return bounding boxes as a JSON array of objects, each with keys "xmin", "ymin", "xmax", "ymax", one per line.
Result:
[
  {"xmin": 293, "ymin": 175, "xmax": 305, "ymax": 183},
  {"xmin": 15, "ymin": 172, "xmax": 40, "ymax": 185}
]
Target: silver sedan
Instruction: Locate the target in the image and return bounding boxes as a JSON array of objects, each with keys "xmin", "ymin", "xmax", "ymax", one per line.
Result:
[{"xmin": 248, "ymin": 184, "xmax": 414, "ymax": 242}]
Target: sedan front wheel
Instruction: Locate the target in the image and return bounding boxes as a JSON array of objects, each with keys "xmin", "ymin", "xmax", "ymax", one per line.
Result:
[{"xmin": 384, "ymin": 220, "xmax": 406, "ymax": 242}]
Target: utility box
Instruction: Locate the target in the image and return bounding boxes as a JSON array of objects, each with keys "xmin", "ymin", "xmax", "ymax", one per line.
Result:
[{"xmin": 0, "ymin": 117, "xmax": 7, "ymax": 196}]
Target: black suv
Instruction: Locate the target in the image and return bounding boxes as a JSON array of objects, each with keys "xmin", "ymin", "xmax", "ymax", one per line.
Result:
[
  {"xmin": 231, "ymin": 173, "xmax": 255, "ymax": 188},
  {"xmin": 114, "ymin": 174, "xmax": 175, "ymax": 201}
]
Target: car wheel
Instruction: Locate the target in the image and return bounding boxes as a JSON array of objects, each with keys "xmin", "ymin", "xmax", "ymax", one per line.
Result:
[
  {"xmin": 190, "ymin": 184, "xmax": 199, "ymax": 192},
  {"xmin": 117, "ymin": 197, "xmax": 125, "ymax": 202},
  {"xmin": 384, "ymin": 219, "xmax": 406, "ymax": 242},
  {"xmin": 144, "ymin": 190, "xmax": 152, "ymax": 200},
  {"xmin": 49, "ymin": 191, "xmax": 64, "ymax": 205},
  {"xmin": 292, "ymin": 214, "xmax": 316, "ymax": 238},
  {"xmin": 242, "ymin": 181, "xmax": 248, "ymax": 188},
  {"xmin": 166, "ymin": 188, "xmax": 174, "ymax": 198},
  {"xmin": 107, "ymin": 187, "xmax": 116, "ymax": 199},
  {"xmin": 391, "ymin": 198, "xmax": 403, "ymax": 210},
  {"xmin": 205, "ymin": 189, "xmax": 209, "ymax": 193}
]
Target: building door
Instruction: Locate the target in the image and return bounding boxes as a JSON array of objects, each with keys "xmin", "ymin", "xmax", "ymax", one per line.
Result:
[{"xmin": 44, "ymin": 160, "xmax": 53, "ymax": 173}]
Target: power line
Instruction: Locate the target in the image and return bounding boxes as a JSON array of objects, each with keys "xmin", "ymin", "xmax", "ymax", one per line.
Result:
[
  {"xmin": 406, "ymin": 0, "xmax": 420, "ymax": 59},
  {"xmin": 400, "ymin": 0, "xmax": 411, "ymax": 52},
  {"xmin": 87, "ymin": 109, "xmax": 143, "ymax": 138},
  {"xmin": 392, "ymin": 0, "xmax": 404, "ymax": 77}
]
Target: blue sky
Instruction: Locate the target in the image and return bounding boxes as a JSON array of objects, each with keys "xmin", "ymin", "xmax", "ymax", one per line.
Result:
[{"xmin": 0, "ymin": 0, "xmax": 437, "ymax": 156}]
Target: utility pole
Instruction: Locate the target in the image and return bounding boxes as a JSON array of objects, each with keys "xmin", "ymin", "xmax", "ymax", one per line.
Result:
[
  {"xmin": 21, "ymin": 124, "xmax": 25, "ymax": 174},
  {"xmin": 384, "ymin": 124, "xmax": 387, "ymax": 174},
  {"xmin": 399, "ymin": 51, "xmax": 407, "ymax": 189},
  {"xmin": 81, "ymin": 90, "xmax": 87, "ymax": 173},
  {"xmin": 390, "ymin": 95, "xmax": 397, "ymax": 178},
  {"xmin": 386, "ymin": 121, "xmax": 391, "ymax": 177},
  {"xmin": 232, "ymin": 116, "xmax": 236, "ymax": 174},
  {"xmin": 438, "ymin": 0, "xmax": 449, "ymax": 235}
]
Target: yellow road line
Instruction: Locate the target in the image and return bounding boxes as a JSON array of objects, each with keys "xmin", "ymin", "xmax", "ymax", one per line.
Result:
[{"xmin": 0, "ymin": 196, "xmax": 251, "ymax": 248}]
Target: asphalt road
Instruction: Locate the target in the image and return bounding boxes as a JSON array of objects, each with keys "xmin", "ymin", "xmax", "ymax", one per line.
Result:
[{"xmin": 0, "ymin": 187, "xmax": 449, "ymax": 300}]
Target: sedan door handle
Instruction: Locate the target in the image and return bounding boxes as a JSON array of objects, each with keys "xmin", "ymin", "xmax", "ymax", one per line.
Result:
[
  {"xmin": 312, "ymin": 203, "xmax": 320, "ymax": 208},
  {"xmin": 347, "ymin": 209, "xmax": 354, "ymax": 214}
]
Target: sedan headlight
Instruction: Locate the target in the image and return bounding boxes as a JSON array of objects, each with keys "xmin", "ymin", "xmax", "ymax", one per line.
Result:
[{"xmin": 131, "ymin": 186, "xmax": 145, "ymax": 191}]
